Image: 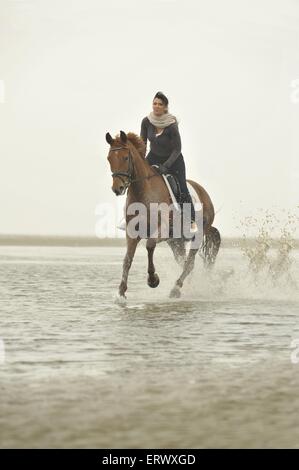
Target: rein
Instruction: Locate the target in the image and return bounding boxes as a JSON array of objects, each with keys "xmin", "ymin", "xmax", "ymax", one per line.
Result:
[{"xmin": 110, "ymin": 146, "xmax": 159, "ymax": 190}]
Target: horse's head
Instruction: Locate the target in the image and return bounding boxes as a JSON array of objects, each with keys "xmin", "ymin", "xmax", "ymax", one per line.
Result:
[{"xmin": 106, "ymin": 130, "xmax": 133, "ymax": 196}]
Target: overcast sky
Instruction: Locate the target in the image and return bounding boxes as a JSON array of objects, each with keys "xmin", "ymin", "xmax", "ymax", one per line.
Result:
[{"xmin": 0, "ymin": 0, "xmax": 298, "ymax": 237}]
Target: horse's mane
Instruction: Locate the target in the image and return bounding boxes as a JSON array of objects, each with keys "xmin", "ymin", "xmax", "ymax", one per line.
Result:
[{"xmin": 114, "ymin": 132, "xmax": 146, "ymax": 159}]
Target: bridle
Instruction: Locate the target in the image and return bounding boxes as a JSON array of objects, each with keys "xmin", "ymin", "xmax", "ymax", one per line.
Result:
[
  {"xmin": 110, "ymin": 146, "xmax": 135, "ymax": 190},
  {"xmin": 109, "ymin": 145, "xmax": 159, "ymax": 191}
]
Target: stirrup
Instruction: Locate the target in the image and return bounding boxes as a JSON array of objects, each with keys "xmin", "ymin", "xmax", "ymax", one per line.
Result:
[{"xmin": 117, "ymin": 217, "xmax": 126, "ymax": 231}]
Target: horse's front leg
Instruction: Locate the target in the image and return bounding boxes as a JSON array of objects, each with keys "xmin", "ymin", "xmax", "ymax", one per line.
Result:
[
  {"xmin": 119, "ymin": 237, "xmax": 140, "ymax": 298},
  {"xmin": 146, "ymin": 238, "xmax": 160, "ymax": 288},
  {"xmin": 169, "ymin": 248, "xmax": 198, "ymax": 298}
]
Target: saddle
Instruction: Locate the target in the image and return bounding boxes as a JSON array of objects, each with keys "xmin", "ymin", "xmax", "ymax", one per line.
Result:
[
  {"xmin": 117, "ymin": 167, "xmax": 202, "ymax": 236},
  {"xmin": 152, "ymin": 165, "xmax": 181, "ymax": 208},
  {"xmin": 152, "ymin": 165, "xmax": 200, "ymax": 211},
  {"xmin": 165, "ymin": 173, "xmax": 182, "ymax": 204}
]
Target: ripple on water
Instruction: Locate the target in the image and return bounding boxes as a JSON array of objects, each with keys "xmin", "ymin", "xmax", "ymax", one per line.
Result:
[{"xmin": 0, "ymin": 245, "xmax": 298, "ymax": 448}]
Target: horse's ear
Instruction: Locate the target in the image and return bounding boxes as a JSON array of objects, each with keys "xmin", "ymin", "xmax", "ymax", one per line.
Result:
[
  {"xmin": 120, "ymin": 130, "xmax": 127, "ymax": 143},
  {"xmin": 106, "ymin": 132, "xmax": 114, "ymax": 145}
]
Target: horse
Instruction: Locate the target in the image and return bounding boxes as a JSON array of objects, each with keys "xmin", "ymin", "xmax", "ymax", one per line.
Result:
[{"xmin": 106, "ymin": 130, "xmax": 221, "ymax": 300}]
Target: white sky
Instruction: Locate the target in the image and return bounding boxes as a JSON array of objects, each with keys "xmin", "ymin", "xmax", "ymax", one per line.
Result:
[{"xmin": 0, "ymin": 0, "xmax": 298, "ymax": 237}]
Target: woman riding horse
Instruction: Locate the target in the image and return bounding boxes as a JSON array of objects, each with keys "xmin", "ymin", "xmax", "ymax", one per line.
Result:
[
  {"xmin": 106, "ymin": 129, "xmax": 221, "ymax": 299},
  {"xmin": 140, "ymin": 91, "xmax": 197, "ymax": 233},
  {"xmin": 117, "ymin": 91, "xmax": 197, "ymax": 232}
]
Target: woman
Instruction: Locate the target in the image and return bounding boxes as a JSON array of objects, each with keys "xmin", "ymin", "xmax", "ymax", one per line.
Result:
[{"xmin": 140, "ymin": 91, "xmax": 197, "ymax": 232}]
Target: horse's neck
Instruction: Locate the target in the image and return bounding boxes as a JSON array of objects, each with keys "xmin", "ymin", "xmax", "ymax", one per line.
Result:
[{"xmin": 129, "ymin": 152, "xmax": 155, "ymax": 197}]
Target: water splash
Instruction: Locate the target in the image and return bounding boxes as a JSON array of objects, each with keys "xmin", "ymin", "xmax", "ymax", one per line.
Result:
[
  {"xmin": 182, "ymin": 208, "xmax": 299, "ymax": 302},
  {"xmin": 236, "ymin": 208, "xmax": 298, "ymax": 290}
]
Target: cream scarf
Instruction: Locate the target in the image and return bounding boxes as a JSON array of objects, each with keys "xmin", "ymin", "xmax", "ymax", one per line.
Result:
[{"xmin": 147, "ymin": 111, "xmax": 178, "ymax": 128}]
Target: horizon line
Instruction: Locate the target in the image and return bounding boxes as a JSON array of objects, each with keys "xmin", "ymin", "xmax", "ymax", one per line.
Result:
[{"xmin": 0, "ymin": 233, "xmax": 298, "ymax": 248}]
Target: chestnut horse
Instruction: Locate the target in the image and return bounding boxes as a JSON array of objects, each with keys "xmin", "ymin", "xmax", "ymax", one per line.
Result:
[{"xmin": 106, "ymin": 130, "xmax": 220, "ymax": 299}]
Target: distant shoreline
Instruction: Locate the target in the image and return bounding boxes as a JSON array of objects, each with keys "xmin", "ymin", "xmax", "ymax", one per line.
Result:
[
  {"xmin": 0, "ymin": 234, "xmax": 126, "ymax": 247},
  {"xmin": 0, "ymin": 234, "xmax": 298, "ymax": 248}
]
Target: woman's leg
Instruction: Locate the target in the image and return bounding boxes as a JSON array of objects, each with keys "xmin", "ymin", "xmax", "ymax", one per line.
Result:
[{"xmin": 170, "ymin": 155, "xmax": 196, "ymax": 222}]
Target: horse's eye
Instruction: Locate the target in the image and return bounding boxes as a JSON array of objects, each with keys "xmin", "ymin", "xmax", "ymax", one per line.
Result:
[{"xmin": 123, "ymin": 155, "xmax": 129, "ymax": 161}]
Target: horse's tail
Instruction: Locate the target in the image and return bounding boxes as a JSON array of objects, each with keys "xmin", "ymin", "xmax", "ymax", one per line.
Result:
[{"xmin": 200, "ymin": 226, "xmax": 221, "ymax": 267}]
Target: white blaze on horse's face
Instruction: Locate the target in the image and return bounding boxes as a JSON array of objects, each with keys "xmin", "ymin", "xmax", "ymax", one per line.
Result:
[{"xmin": 107, "ymin": 147, "xmax": 130, "ymax": 196}]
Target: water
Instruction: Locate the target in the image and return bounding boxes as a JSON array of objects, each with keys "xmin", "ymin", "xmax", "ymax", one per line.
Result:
[{"xmin": 0, "ymin": 243, "xmax": 299, "ymax": 448}]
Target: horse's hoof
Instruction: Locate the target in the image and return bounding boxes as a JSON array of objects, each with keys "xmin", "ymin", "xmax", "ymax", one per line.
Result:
[
  {"xmin": 169, "ymin": 286, "xmax": 181, "ymax": 298},
  {"xmin": 114, "ymin": 294, "xmax": 127, "ymax": 305},
  {"xmin": 147, "ymin": 273, "xmax": 160, "ymax": 288}
]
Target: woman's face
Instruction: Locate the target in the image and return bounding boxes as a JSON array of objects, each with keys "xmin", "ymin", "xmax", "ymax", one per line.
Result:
[{"xmin": 152, "ymin": 98, "xmax": 167, "ymax": 116}]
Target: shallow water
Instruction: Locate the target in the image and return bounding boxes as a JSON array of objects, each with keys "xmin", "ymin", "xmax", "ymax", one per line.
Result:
[{"xmin": 0, "ymin": 244, "xmax": 299, "ymax": 448}]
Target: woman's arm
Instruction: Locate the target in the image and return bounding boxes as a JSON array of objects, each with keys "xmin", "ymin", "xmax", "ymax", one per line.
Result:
[
  {"xmin": 140, "ymin": 117, "xmax": 148, "ymax": 147},
  {"xmin": 164, "ymin": 123, "xmax": 181, "ymax": 169}
]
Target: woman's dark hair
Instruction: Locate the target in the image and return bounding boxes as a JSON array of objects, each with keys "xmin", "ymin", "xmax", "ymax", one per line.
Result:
[{"xmin": 153, "ymin": 91, "xmax": 169, "ymax": 108}]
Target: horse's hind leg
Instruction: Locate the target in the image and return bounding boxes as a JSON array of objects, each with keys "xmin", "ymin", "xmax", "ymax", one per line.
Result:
[
  {"xmin": 169, "ymin": 247, "xmax": 198, "ymax": 298},
  {"xmin": 167, "ymin": 239, "xmax": 186, "ymax": 267},
  {"xmin": 118, "ymin": 237, "xmax": 140, "ymax": 298},
  {"xmin": 146, "ymin": 238, "xmax": 160, "ymax": 288},
  {"xmin": 201, "ymin": 226, "xmax": 221, "ymax": 268}
]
